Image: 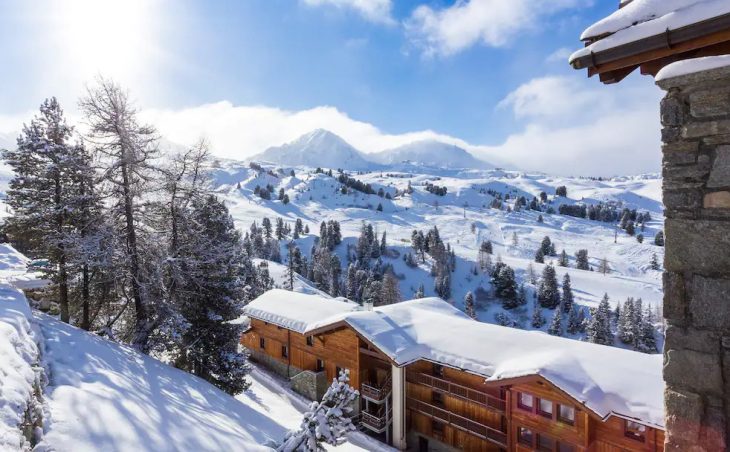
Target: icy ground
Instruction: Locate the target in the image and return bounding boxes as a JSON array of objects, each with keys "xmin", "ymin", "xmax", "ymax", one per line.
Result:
[{"xmin": 212, "ymin": 161, "xmax": 665, "ymax": 350}]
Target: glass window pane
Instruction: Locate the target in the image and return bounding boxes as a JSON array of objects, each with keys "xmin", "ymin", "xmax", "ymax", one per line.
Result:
[
  {"xmin": 519, "ymin": 393, "xmax": 533, "ymax": 408},
  {"xmin": 559, "ymin": 405, "xmax": 575, "ymax": 423},
  {"xmin": 537, "ymin": 434, "xmax": 553, "ymax": 451},
  {"xmin": 559, "ymin": 442, "xmax": 575, "ymax": 452},
  {"xmin": 539, "ymin": 398, "xmax": 553, "ymax": 415},
  {"xmin": 518, "ymin": 427, "xmax": 533, "ymax": 445}
]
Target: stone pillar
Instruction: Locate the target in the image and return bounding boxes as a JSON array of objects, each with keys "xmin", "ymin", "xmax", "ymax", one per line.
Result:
[
  {"xmin": 391, "ymin": 364, "xmax": 407, "ymax": 450},
  {"xmin": 657, "ymin": 64, "xmax": 730, "ymax": 452}
]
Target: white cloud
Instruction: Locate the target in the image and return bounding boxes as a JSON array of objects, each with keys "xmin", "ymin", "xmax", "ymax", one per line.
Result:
[
  {"xmin": 301, "ymin": 0, "xmax": 394, "ymax": 24},
  {"xmin": 546, "ymin": 47, "xmax": 573, "ymax": 63},
  {"xmin": 404, "ymin": 0, "xmax": 586, "ymax": 57},
  {"xmin": 480, "ymin": 74, "xmax": 663, "ymax": 176}
]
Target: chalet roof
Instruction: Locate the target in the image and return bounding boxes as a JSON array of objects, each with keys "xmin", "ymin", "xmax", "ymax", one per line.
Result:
[
  {"xmin": 242, "ymin": 289, "xmax": 357, "ymax": 334},
  {"xmin": 569, "ymin": 0, "xmax": 730, "ymax": 75},
  {"xmin": 243, "ymin": 291, "xmax": 664, "ymax": 429}
]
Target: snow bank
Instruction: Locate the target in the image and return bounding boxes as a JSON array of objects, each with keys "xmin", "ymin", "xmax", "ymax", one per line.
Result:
[
  {"xmin": 571, "ymin": 0, "xmax": 730, "ymax": 63},
  {"xmin": 656, "ymin": 55, "xmax": 730, "ymax": 81},
  {"xmin": 35, "ymin": 313, "xmax": 274, "ymax": 451},
  {"xmin": 243, "ymin": 289, "xmax": 359, "ymax": 334},
  {"xmin": 0, "ymin": 284, "xmax": 42, "ymax": 451}
]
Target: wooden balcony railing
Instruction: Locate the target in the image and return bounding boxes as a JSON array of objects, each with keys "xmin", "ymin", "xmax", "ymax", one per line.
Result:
[
  {"xmin": 407, "ymin": 371, "xmax": 506, "ymax": 413},
  {"xmin": 361, "ymin": 382, "xmax": 390, "ymax": 401},
  {"xmin": 360, "ymin": 409, "xmax": 391, "ymax": 432},
  {"xmin": 407, "ymin": 397, "xmax": 508, "ymax": 448}
]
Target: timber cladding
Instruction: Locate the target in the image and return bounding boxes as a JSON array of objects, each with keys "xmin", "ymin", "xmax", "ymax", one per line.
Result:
[{"xmin": 241, "ymin": 318, "xmax": 360, "ymax": 388}]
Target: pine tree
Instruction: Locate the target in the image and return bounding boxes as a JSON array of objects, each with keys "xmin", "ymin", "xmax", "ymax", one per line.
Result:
[
  {"xmin": 464, "ymin": 291, "xmax": 477, "ymax": 319},
  {"xmin": 575, "ymin": 249, "xmax": 589, "ymax": 270},
  {"xmin": 547, "ymin": 309, "xmax": 563, "ymax": 336},
  {"xmin": 537, "ymin": 265, "xmax": 560, "ymax": 309},
  {"xmin": 586, "ymin": 294, "xmax": 614, "ymax": 346},
  {"xmin": 494, "ymin": 265, "xmax": 518, "ymax": 309},
  {"xmin": 566, "ymin": 304, "xmax": 581, "ymax": 335},
  {"xmin": 285, "ymin": 242, "xmax": 298, "ymax": 290},
  {"xmin": 558, "ymin": 250, "xmax": 569, "ymax": 267},
  {"xmin": 4, "ymin": 97, "xmax": 94, "ymax": 324},
  {"xmin": 617, "ymin": 298, "xmax": 635, "ymax": 344},
  {"xmin": 637, "ymin": 305, "xmax": 657, "ymax": 353},
  {"xmin": 174, "ymin": 195, "xmax": 253, "ymax": 394},
  {"xmin": 561, "ymin": 273, "xmax": 574, "ymax": 312},
  {"xmin": 531, "ymin": 300, "xmax": 546, "ymax": 328},
  {"xmin": 511, "ymin": 232, "xmax": 519, "ymax": 246},
  {"xmin": 540, "ymin": 236, "xmax": 554, "ymax": 256},
  {"xmin": 650, "ymin": 253, "xmax": 661, "ymax": 270},
  {"xmin": 654, "ymin": 231, "xmax": 664, "ymax": 247},
  {"xmin": 599, "ymin": 257, "xmax": 610, "ymax": 275},
  {"xmin": 534, "ymin": 248, "xmax": 545, "ymax": 264},
  {"xmin": 278, "ymin": 370, "xmax": 358, "ymax": 452},
  {"xmin": 379, "ymin": 271, "xmax": 401, "ymax": 305},
  {"xmin": 527, "ymin": 263, "xmax": 537, "ymax": 285}
]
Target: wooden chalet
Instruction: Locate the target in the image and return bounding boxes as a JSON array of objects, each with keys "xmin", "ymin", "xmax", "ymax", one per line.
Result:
[{"xmin": 241, "ymin": 290, "xmax": 664, "ymax": 451}]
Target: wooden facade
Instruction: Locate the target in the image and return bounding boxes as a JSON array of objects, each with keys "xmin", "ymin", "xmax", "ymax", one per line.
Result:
[{"xmin": 242, "ymin": 319, "xmax": 664, "ymax": 452}]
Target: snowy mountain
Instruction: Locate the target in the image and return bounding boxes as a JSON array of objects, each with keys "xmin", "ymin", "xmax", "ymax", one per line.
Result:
[
  {"xmin": 251, "ymin": 129, "xmax": 375, "ymax": 170},
  {"xmin": 371, "ymin": 140, "xmax": 491, "ymax": 170},
  {"xmin": 0, "ymin": 132, "xmax": 15, "ymax": 151}
]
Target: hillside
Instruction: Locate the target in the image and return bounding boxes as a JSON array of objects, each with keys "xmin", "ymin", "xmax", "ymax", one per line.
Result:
[{"xmin": 213, "ymin": 160, "xmax": 665, "ymax": 352}]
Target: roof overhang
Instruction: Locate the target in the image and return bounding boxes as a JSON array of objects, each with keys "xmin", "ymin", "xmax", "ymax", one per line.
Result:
[{"xmin": 571, "ymin": 12, "xmax": 730, "ymax": 84}]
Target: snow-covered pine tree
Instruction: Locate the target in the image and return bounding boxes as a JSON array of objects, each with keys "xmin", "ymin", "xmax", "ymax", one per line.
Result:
[
  {"xmin": 654, "ymin": 230, "xmax": 664, "ymax": 246},
  {"xmin": 636, "ymin": 304, "xmax": 657, "ymax": 353},
  {"xmin": 174, "ymin": 194, "xmax": 253, "ymax": 394},
  {"xmin": 534, "ymin": 248, "xmax": 545, "ymax": 264},
  {"xmin": 650, "ymin": 253, "xmax": 661, "ymax": 270},
  {"xmin": 575, "ymin": 249, "xmax": 590, "ymax": 270},
  {"xmin": 617, "ymin": 298, "xmax": 635, "ymax": 344},
  {"xmin": 285, "ymin": 242, "xmax": 298, "ymax": 290},
  {"xmin": 561, "ymin": 273, "xmax": 574, "ymax": 313},
  {"xmin": 566, "ymin": 304, "xmax": 581, "ymax": 334},
  {"xmin": 547, "ymin": 309, "xmax": 563, "ymax": 336},
  {"xmin": 531, "ymin": 300, "xmax": 546, "ymax": 328},
  {"xmin": 558, "ymin": 250, "xmax": 569, "ymax": 267},
  {"xmin": 464, "ymin": 291, "xmax": 477, "ymax": 319},
  {"xmin": 599, "ymin": 257, "xmax": 610, "ymax": 275},
  {"xmin": 527, "ymin": 263, "xmax": 537, "ymax": 285},
  {"xmin": 494, "ymin": 265, "xmax": 518, "ymax": 309},
  {"xmin": 278, "ymin": 370, "xmax": 358, "ymax": 452},
  {"xmin": 511, "ymin": 232, "xmax": 518, "ymax": 246},
  {"xmin": 537, "ymin": 265, "xmax": 560, "ymax": 309},
  {"xmin": 80, "ymin": 79, "xmax": 160, "ymax": 350},
  {"xmin": 4, "ymin": 97, "xmax": 94, "ymax": 324},
  {"xmin": 586, "ymin": 293, "xmax": 614, "ymax": 346},
  {"xmin": 379, "ymin": 271, "xmax": 401, "ymax": 305},
  {"xmin": 540, "ymin": 236, "xmax": 554, "ymax": 256}
]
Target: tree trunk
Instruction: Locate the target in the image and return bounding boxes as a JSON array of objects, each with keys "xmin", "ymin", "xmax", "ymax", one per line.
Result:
[
  {"xmin": 81, "ymin": 263, "xmax": 90, "ymax": 330},
  {"xmin": 54, "ymin": 177, "xmax": 70, "ymax": 323},
  {"xmin": 121, "ymin": 160, "xmax": 146, "ymax": 350}
]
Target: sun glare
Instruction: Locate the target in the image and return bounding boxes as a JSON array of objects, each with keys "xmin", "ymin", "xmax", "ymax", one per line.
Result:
[{"xmin": 49, "ymin": 0, "xmax": 159, "ymax": 85}]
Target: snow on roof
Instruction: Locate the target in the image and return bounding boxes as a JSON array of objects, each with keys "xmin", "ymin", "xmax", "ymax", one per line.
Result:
[
  {"xmin": 656, "ymin": 54, "xmax": 730, "ymax": 81},
  {"xmin": 570, "ymin": 0, "xmax": 730, "ymax": 63},
  {"xmin": 242, "ymin": 289, "xmax": 359, "ymax": 334},
  {"xmin": 246, "ymin": 291, "xmax": 664, "ymax": 428}
]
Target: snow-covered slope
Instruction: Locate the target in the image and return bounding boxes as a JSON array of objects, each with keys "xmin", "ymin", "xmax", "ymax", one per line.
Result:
[
  {"xmin": 371, "ymin": 140, "xmax": 491, "ymax": 170},
  {"xmin": 0, "ymin": 132, "xmax": 15, "ymax": 152},
  {"xmin": 251, "ymin": 129, "xmax": 375, "ymax": 171}
]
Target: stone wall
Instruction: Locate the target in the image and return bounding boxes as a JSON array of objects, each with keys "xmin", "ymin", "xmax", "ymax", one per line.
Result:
[
  {"xmin": 657, "ymin": 65, "xmax": 730, "ymax": 452},
  {"xmin": 247, "ymin": 348, "xmax": 300, "ymax": 379}
]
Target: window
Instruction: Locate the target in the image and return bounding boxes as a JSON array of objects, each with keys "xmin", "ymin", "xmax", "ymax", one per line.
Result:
[
  {"xmin": 537, "ymin": 433, "xmax": 555, "ymax": 452},
  {"xmin": 432, "ymin": 391, "xmax": 444, "ymax": 406},
  {"xmin": 281, "ymin": 345, "xmax": 288, "ymax": 358},
  {"xmin": 558, "ymin": 442, "xmax": 576, "ymax": 452},
  {"xmin": 538, "ymin": 398, "xmax": 554, "ymax": 419},
  {"xmin": 306, "ymin": 335, "xmax": 314, "ymax": 346},
  {"xmin": 517, "ymin": 392, "xmax": 534, "ymax": 411},
  {"xmin": 517, "ymin": 427, "xmax": 533, "ymax": 446},
  {"xmin": 625, "ymin": 420, "xmax": 646, "ymax": 442},
  {"xmin": 432, "ymin": 363, "xmax": 444, "ymax": 378},
  {"xmin": 558, "ymin": 404, "xmax": 575, "ymax": 425},
  {"xmin": 259, "ymin": 337, "xmax": 265, "ymax": 349},
  {"xmin": 316, "ymin": 359, "xmax": 325, "ymax": 372}
]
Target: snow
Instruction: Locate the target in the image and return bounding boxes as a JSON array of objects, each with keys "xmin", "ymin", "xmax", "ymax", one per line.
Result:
[
  {"xmin": 656, "ymin": 54, "xmax": 730, "ymax": 81},
  {"xmin": 0, "ymin": 285, "xmax": 42, "ymax": 451},
  {"xmin": 369, "ymin": 140, "xmax": 491, "ymax": 170},
  {"xmin": 571, "ymin": 0, "xmax": 730, "ymax": 63},
  {"xmin": 250, "ymin": 292, "xmax": 664, "ymax": 429},
  {"xmin": 243, "ymin": 289, "xmax": 358, "ymax": 334}
]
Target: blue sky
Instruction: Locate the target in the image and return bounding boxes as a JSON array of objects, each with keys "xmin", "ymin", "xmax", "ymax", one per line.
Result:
[{"xmin": 0, "ymin": 0, "xmax": 663, "ymax": 175}]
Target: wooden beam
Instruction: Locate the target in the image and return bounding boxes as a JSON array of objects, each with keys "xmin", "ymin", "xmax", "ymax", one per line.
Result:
[{"xmin": 598, "ymin": 65, "xmax": 639, "ymax": 84}]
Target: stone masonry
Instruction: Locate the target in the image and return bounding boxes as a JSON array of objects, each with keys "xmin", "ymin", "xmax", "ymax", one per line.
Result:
[{"xmin": 657, "ymin": 64, "xmax": 730, "ymax": 451}]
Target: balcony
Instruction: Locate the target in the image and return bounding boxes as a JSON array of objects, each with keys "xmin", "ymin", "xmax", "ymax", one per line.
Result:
[
  {"xmin": 407, "ymin": 397, "xmax": 508, "ymax": 448},
  {"xmin": 407, "ymin": 371, "xmax": 506, "ymax": 413},
  {"xmin": 360, "ymin": 408, "xmax": 391, "ymax": 433},
  {"xmin": 361, "ymin": 374, "xmax": 392, "ymax": 403}
]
